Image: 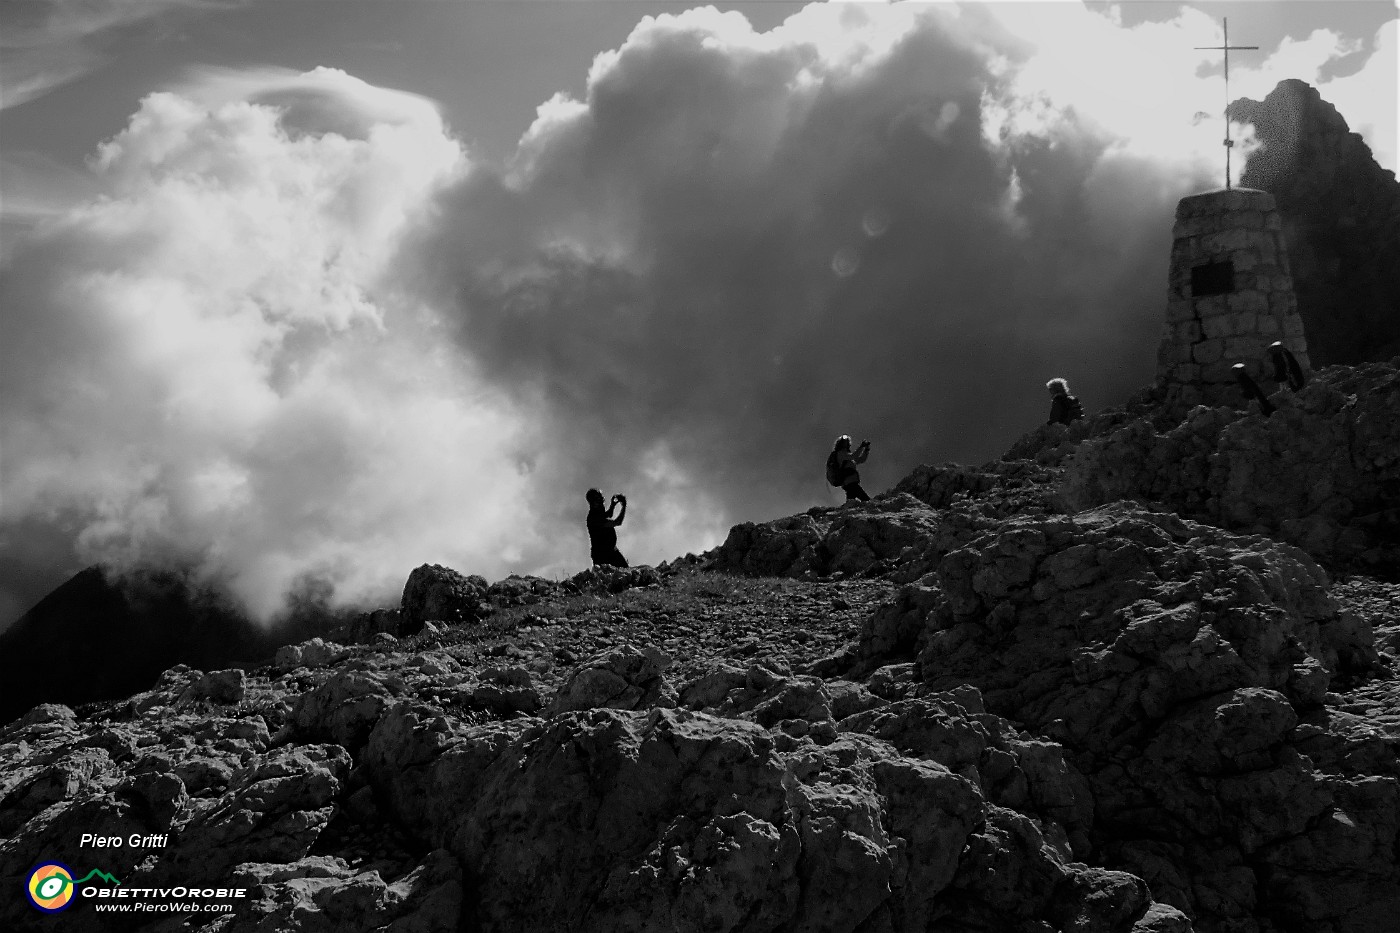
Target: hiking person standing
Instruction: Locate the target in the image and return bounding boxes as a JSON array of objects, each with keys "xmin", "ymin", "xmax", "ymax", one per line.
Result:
[
  {"xmin": 1046, "ymin": 378, "xmax": 1084, "ymax": 425},
  {"xmin": 1268, "ymin": 341, "xmax": 1306, "ymax": 392},
  {"xmin": 826, "ymin": 435, "xmax": 872, "ymax": 502},
  {"xmin": 585, "ymin": 488, "xmax": 628, "ymax": 567}
]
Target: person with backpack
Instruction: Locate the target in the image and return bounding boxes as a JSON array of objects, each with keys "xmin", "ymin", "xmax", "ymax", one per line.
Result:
[
  {"xmin": 1046, "ymin": 378, "xmax": 1084, "ymax": 425},
  {"xmin": 585, "ymin": 488, "xmax": 628, "ymax": 567},
  {"xmin": 826, "ymin": 435, "xmax": 872, "ymax": 502}
]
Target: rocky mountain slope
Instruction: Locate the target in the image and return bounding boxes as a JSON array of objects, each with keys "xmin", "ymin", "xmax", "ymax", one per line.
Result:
[
  {"xmin": 1232, "ymin": 79, "xmax": 1400, "ymax": 366},
  {"xmin": 3, "ymin": 359, "xmax": 1398, "ymax": 933},
  {"xmin": 0, "ymin": 568, "xmax": 341, "ymax": 725}
]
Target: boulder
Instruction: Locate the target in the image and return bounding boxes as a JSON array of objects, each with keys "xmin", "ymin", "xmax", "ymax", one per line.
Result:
[
  {"xmin": 274, "ymin": 637, "xmax": 350, "ymax": 672},
  {"xmin": 564, "ymin": 564, "xmax": 663, "ymax": 594},
  {"xmin": 900, "ymin": 500, "xmax": 1396, "ymax": 928},
  {"xmin": 216, "ymin": 849, "xmax": 463, "ymax": 933},
  {"xmin": 547, "ymin": 645, "xmax": 675, "ymax": 715},
  {"xmin": 344, "ymin": 608, "xmax": 407, "ymax": 644},
  {"xmin": 400, "ymin": 564, "xmax": 490, "ymax": 629}
]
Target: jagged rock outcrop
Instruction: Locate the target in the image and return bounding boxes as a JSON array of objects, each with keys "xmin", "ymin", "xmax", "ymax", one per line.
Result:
[
  {"xmin": 1231, "ymin": 79, "xmax": 1400, "ymax": 366},
  {"xmin": 547, "ymin": 645, "xmax": 676, "ymax": 715},
  {"xmin": 855, "ymin": 500, "xmax": 1397, "ymax": 932},
  {"xmin": 346, "ymin": 575, "xmax": 560, "ymax": 645},
  {"xmin": 1, "ymin": 557, "xmax": 1202, "ymax": 933},
  {"xmin": 563, "ymin": 563, "xmax": 662, "ymax": 594},
  {"xmin": 364, "ymin": 698, "xmax": 1187, "ymax": 933},
  {"xmin": 711, "ymin": 493, "xmax": 987, "ymax": 582},
  {"xmin": 400, "ymin": 564, "xmax": 491, "ymax": 630},
  {"xmin": 1060, "ymin": 360, "xmax": 1400, "ymax": 572},
  {"xmin": 709, "ymin": 462, "xmax": 1079, "ymax": 587}
]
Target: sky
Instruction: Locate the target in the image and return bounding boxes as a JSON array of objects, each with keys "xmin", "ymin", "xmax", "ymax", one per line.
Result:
[{"xmin": 1, "ymin": 0, "xmax": 1396, "ymax": 629}]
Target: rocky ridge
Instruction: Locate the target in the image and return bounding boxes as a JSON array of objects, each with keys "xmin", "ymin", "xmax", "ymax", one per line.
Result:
[
  {"xmin": 2, "ymin": 361, "xmax": 1399, "ymax": 933},
  {"xmin": 1232, "ymin": 79, "xmax": 1400, "ymax": 366}
]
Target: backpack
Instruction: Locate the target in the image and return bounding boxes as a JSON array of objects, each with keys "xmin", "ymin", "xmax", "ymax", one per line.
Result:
[{"xmin": 825, "ymin": 451, "xmax": 842, "ymax": 487}]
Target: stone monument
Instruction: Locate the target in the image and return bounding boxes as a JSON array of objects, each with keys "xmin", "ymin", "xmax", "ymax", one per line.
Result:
[{"xmin": 1155, "ymin": 187, "xmax": 1310, "ymax": 408}]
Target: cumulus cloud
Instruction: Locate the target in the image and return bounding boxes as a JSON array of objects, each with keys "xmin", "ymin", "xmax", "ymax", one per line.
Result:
[
  {"xmin": 0, "ymin": 67, "xmax": 538, "ymax": 621},
  {"xmin": 400, "ymin": 2, "xmax": 1223, "ymax": 569},
  {"xmin": 3, "ymin": 2, "xmax": 1395, "ymax": 627}
]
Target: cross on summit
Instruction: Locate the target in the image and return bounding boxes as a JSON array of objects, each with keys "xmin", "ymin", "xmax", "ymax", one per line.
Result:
[{"xmin": 1195, "ymin": 17, "xmax": 1259, "ymax": 190}]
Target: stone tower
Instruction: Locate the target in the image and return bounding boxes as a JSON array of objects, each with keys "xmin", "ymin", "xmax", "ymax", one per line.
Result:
[{"xmin": 1156, "ymin": 187, "xmax": 1310, "ymax": 408}]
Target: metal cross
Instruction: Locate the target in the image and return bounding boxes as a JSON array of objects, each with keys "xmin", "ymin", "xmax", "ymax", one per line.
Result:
[{"xmin": 1195, "ymin": 17, "xmax": 1258, "ymax": 189}]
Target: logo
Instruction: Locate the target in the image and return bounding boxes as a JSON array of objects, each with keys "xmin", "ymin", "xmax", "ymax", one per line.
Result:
[
  {"xmin": 25, "ymin": 863, "xmax": 122, "ymax": 913},
  {"xmin": 27, "ymin": 863, "xmax": 76, "ymax": 913}
]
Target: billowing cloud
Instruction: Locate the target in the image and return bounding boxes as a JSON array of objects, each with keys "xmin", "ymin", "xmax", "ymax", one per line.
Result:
[
  {"xmin": 400, "ymin": 2, "xmax": 1224, "ymax": 573},
  {"xmin": 3, "ymin": 2, "xmax": 1394, "ymax": 627},
  {"xmin": 0, "ymin": 67, "xmax": 538, "ymax": 621}
]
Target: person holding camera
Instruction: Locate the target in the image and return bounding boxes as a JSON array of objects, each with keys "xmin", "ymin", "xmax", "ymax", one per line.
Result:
[
  {"xmin": 826, "ymin": 435, "xmax": 872, "ymax": 502},
  {"xmin": 585, "ymin": 488, "xmax": 629, "ymax": 567}
]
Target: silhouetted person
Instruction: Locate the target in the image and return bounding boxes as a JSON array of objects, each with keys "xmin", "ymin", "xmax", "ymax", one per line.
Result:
[
  {"xmin": 1233, "ymin": 363, "xmax": 1276, "ymax": 416},
  {"xmin": 1046, "ymin": 377, "xmax": 1084, "ymax": 425},
  {"xmin": 826, "ymin": 435, "xmax": 871, "ymax": 502},
  {"xmin": 1268, "ymin": 341, "xmax": 1306, "ymax": 392},
  {"xmin": 585, "ymin": 489, "xmax": 628, "ymax": 568}
]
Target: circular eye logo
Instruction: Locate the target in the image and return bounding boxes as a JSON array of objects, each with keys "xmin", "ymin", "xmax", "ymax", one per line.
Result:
[{"xmin": 27, "ymin": 862, "xmax": 76, "ymax": 913}]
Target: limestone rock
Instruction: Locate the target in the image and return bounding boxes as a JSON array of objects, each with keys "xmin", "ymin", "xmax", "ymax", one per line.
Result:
[
  {"xmin": 292, "ymin": 670, "xmax": 401, "ymax": 752},
  {"xmin": 564, "ymin": 564, "xmax": 662, "ymax": 594},
  {"xmin": 400, "ymin": 563, "xmax": 490, "ymax": 629},
  {"xmin": 485, "ymin": 574, "xmax": 557, "ymax": 607},
  {"xmin": 470, "ymin": 666, "xmax": 544, "ymax": 715},
  {"xmin": 275, "ymin": 637, "xmax": 350, "ymax": 671},
  {"xmin": 710, "ymin": 512, "xmax": 827, "ymax": 576},
  {"xmin": 158, "ymin": 744, "xmax": 351, "ymax": 880},
  {"xmin": 547, "ymin": 645, "xmax": 675, "ymax": 715},
  {"xmin": 1060, "ymin": 360, "xmax": 1400, "ymax": 571},
  {"xmin": 181, "ymin": 668, "xmax": 248, "ymax": 705},
  {"xmin": 215, "ymin": 849, "xmax": 462, "ymax": 933},
  {"xmin": 345, "ymin": 608, "xmax": 407, "ymax": 644},
  {"xmin": 361, "ymin": 703, "xmax": 528, "ymax": 847},
  {"xmin": 900, "ymin": 501, "xmax": 1397, "ymax": 927},
  {"xmin": 710, "ymin": 494, "xmax": 960, "ymax": 580},
  {"xmin": 447, "ymin": 707, "xmax": 1171, "ymax": 933}
]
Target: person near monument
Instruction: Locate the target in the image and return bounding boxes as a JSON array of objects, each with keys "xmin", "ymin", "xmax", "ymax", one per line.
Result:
[
  {"xmin": 826, "ymin": 435, "xmax": 872, "ymax": 502},
  {"xmin": 585, "ymin": 488, "xmax": 628, "ymax": 567},
  {"xmin": 1232, "ymin": 363, "xmax": 1276, "ymax": 417},
  {"xmin": 1268, "ymin": 341, "xmax": 1306, "ymax": 391},
  {"xmin": 1046, "ymin": 378, "xmax": 1085, "ymax": 425}
]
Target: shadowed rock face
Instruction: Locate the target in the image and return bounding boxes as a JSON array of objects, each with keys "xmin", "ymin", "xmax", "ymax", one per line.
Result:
[
  {"xmin": 895, "ymin": 502, "xmax": 1388, "ymax": 929},
  {"xmin": 1231, "ymin": 79, "xmax": 1400, "ymax": 366},
  {"xmin": 0, "ymin": 567, "xmax": 278, "ymax": 723}
]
